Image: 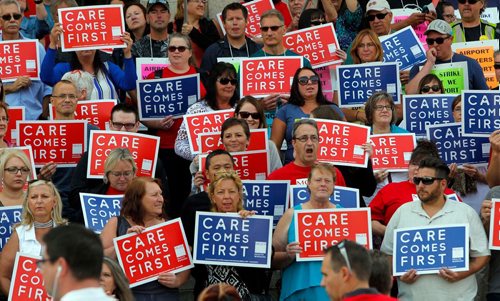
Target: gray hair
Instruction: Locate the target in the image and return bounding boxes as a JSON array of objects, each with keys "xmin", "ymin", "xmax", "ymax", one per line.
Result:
[
  {"xmin": 0, "ymin": 0, "xmax": 21, "ymax": 12},
  {"xmin": 62, "ymin": 70, "xmax": 94, "ymax": 100},
  {"xmin": 292, "ymin": 118, "xmax": 318, "ymax": 138},
  {"xmin": 260, "ymin": 9, "xmax": 284, "ymax": 25}
]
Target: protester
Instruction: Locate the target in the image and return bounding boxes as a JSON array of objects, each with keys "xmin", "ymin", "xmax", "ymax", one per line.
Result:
[
  {"xmin": 124, "ymin": 2, "xmax": 150, "ymax": 42},
  {"xmin": 234, "ymin": 96, "xmax": 268, "ymax": 129},
  {"xmin": 0, "ymin": 102, "xmax": 12, "ymax": 148},
  {"xmin": 197, "ymin": 283, "xmax": 242, "ymax": 301},
  {"xmin": 369, "ymin": 250, "xmax": 393, "ymax": 296},
  {"xmin": 416, "ymin": 74, "xmax": 445, "ymax": 95},
  {"xmin": 100, "ymin": 257, "xmax": 134, "ymax": 301},
  {"xmin": 487, "ymin": 130, "xmax": 500, "ymax": 187},
  {"xmin": 132, "ymin": 0, "xmax": 170, "ymax": 58},
  {"xmin": 451, "ymin": 0, "xmax": 497, "ymax": 43},
  {"xmin": 436, "ymin": 1, "xmax": 456, "ymax": 24},
  {"xmin": 287, "ymin": 0, "xmax": 314, "ymax": 31},
  {"xmin": 365, "ymin": 92, "xmax": 407, "ymax": 135},
  {"xmin": 0, "ymin": 149, "xmax": 32, "ymax": 207}
]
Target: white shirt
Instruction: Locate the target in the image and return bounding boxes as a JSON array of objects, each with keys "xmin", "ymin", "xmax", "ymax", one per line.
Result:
[{"xmin": 61, "ymin": 287, "xmax": 114, "ymax": 301}]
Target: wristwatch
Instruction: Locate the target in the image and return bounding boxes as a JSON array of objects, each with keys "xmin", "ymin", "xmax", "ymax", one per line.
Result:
[{"xmin": 34, "ymin": 0, "xmax": 43, "ymax": 4}]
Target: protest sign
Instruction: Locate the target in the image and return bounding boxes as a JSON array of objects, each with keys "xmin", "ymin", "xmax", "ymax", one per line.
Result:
[
  {"xmin": 391, "ymin": 9, "xmax": 429, "ymax": 48},
  {"xmin": 240, "ymin": 57, "xmax": 302, "ymax": 97},
  {"xmin": 429, "ymin": 62, "xmax": 469, "ymax": 94},
  {"xmin": 380, "ymin": 26, "xmax": 426, "ymax": 70},
  {"xmin": 200, "ymin": 150, "xmax": 270, "ymax": 180},
  {"xmin": 17, "ymin": 120, "xmax": 87, "ymax": 167},
  {"xmin": 137, "ymin": 75, "xmax": 200, "ymax": 120},
  {"xmin": 401, "ymin": 94, "xmax": 455, "ymax": 136},
  {"xmin": 290, "ymin": 185, "xmax": 360, "ymax": 208},
  {"xmin": 461, "ymin": 90, "xmax": 500, "ymax": 137},
  {"xmin": 284, "ymin": 23, "xmax": 342, "ymax": 68},
  {"xmin": 8, "ymin": 253, "xmax": 49, "ymax": 301},
  {"xmin": 114, "ymin": 219, "xmax": 193, "ymax": 287},
  {"xmin": 371, "ymin": 133, "xmax": 416, "ymax": 171},
  {"xmin": 0, "ymin": 206, "xmax": 22, "ymax": 251},
  {"xmin": 0, "ymin": 40, "xmax": 40, "ymax": 82},
  {"xmin": 316, "ymin": 119, "xmax": 370, "ymax": 167},
  {"xmin": 193, "ymin": 212, "xmax": 273, "ymax": 268},
  {"xmin": 337, "ymin": 62, "xmax": 400, "ymax": 107},
  {"xmin": 6, "ymin": 106, "xmax": 24, "ymax": 145},
  {"xmin": 198, "ymin": 129, "xmax": 268, "ymax": 153},
  {"xmin": 59, "ymin": 5, "xmax": 126, "ymax": 51},
  {"xmin": 80, "ymin": 193, "xmax": 123, "ymax": 233},
  {"xmin": 184, "ymin": 109, "xmax": 234, "ymax": 154},
  {"xmin": 316, "ymin": 65, "xmax": 336, "ymax": 101},
  {"xmin": 216, "ymin": 0, "xmax": 274, "ymax": 38},
  {"xmin": 242, "ymin": 180, "xmax": 290, "ymax": 227},
  {"xmin": 489, "ymin": 199, "xmax": 500, "ymax": 250},
  {"xmin": 427, "ymin": 122, "xmax": 490, "ymax": 165},
  {"xmin": 49, "ymin": 99, "xmax": 117, "ymax": 130},
  {"xmin": 393, "ymin": 224, "xmax": 469, "ymax": 276},
  {"xmin": 294, "ymin": 208, "xmax": 372, "ymax": 261},
  {"xmin": 87, "ymin": 131, "xmax": 159, "ymax": 178},
  {"xmin": 452, "ymin": 40, "xmax": 499, "ymax": 89},
  {"xmin": 136, "ymin": 57, "xmax": 169, "ymax": 80}
]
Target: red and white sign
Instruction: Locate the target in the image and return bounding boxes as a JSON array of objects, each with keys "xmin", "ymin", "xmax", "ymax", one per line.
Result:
[
  {"xmin": 216, "ymin": 0, "xmax": 274, "ymax": 38},
  {"xmin": 184, "ymin": 109, "xmax": 234, "ymax": 154},
  {"xmin": 49, "ymin": 99, "xmax": 117, "ymax": 130},
  {"xmin": 17, "ymin": 120, "xmax": 87, "ymax": 167},
  {"xmin": 6, "ymin": 106, "xmax": 24, "ymax": 146},
  {"xmin": 371, "ymin": 133, "xmax": 416, "ymax": 172},
  {"xmin": 284, "ymin": 24, "xmax": 342, "ymax": 68},
  {"xmin": 0, "ymin": 40, "xmax": 40, "ymax": 82},
  {"xmin": 489, "ymin": 199, "xmax": 500, "ymax": 250},
  {"xmin": 87, "ymin": 131, "xmax": 159, "ymax": 178},
  {"xmin": 200, "ymin": 150, "xmax": 270, "ymax": 180},
  {"xmin": 240, "ymin": 57, "xmax": 302, "ymax": 97},
  {"xmin": 294, "ymin": 208, "xmax": 372, "ymax": 261},
  {"xmin": 198, "ymin": 128, "xmax": 269, "ymax": 153},
  {"xmin": 114, "ymin": 219, "xmax": 193, "ymax": 287},
  {"xmin": 316, "ymin": 119, "xmax": 370, "ymax": 167},
  {"xmin": 8, "ymin": 253, "xmax": 50, "ymax": 301},
  {"xmin": 58, "ymin": 5, "xmax": 126, "ymax": 52}
]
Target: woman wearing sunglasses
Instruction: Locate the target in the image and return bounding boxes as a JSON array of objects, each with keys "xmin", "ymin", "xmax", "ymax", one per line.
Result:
[{"xmin": 416, "ymin": 74, "xmax": 444, "ymax": 94}]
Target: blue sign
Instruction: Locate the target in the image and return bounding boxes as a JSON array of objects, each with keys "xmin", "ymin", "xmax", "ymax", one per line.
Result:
[
  {"xmin": 242, "ymin": 180, "xmax": 289, "ymax": 227},
  {"xmin": 393, "ymin": 224, "xmax": 469, "ymax": 276},
  {"xmin": 290, "ymin": 185, "xmax": 359, "ymax": 208},
  {"xmin": 337, "ymin": 62, "xmax": 400, "ymax": 107},
  {"xmin": 0, "ymin": 206, "xmax": 22, "ymax": 251},
  {"xmin": 427, "ymin": 122, "xmax": 490, "ymax": 165},
  {"xmin": 80, "ymin": 193, "xmax": 123, "ymax": 233},
  {"xmin": 380, "ymin": 27, "xmax": 426, "ymax": 71},
  {"xmin": 137, "ymin": 74, "xmax": 200, "ymax": 120},
  {"xmin": 193, "ymin": 212, "xmax": 273, "ymax": 268},
  {"xmin": 462, "ymin": 90, "xmax": 500, "ymax": 137},
  {"xmin": 402, "ymin": 94, "xmax": 455, "ymax": 137}
]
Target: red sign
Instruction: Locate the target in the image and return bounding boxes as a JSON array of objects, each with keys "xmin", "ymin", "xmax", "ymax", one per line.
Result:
[
  {"xmin": 200, "ymin": 150, "xmax": 270, "ymax": 180},
  {"xmin": 294, "ymin": 208, "xmax": 372, "ymax": 261},
  {"xmin": 198, "ymin": 128, "xmax": 269, "ymax": 153},
  {"xmin": 59, "ymin": 5, "xmax": 126, "ymax": 51},
  {"xmin": 316, "ymin": 119, "xmax": 370, "ymax": 168},
  {"xmin": 114, "ymin": 219, "xmax": 193, "ymax": 287},
  {"xmin": 184, "ymin": 109, "xmax": 234, "ymax": 154},
  {"xmin": 6, "ymin": 106, "xmax": 24, "ymax": 146},
  {"xmin": 284, "ymin": 24, "xmax": 342, "ymax": 68},
  {"xmin": 0, "ymin": 40, "xmax": 40, "ymax": 82},
  {"xmin": 240, "ymin": 57, "xmax": 303, "ymax": 97},
  {"xmin": 17, "ymin": 120, "xmax": 87, "ymax": 167},
  {"xmin": 50, "ymin": 99, "xmax": 117, "ymax": 130},
  {"xmin": 87, "ymin": 131, "xmax": 159, "ymax": 179},
  {"xmin": 371, "ymin": 133, "xmax": 416, "ymax": 172},
  {"xmin": 489, "ymin": 199, "xmax": 500, "ymax": 250},
  {"xmin": 216, "ymin": 0, "xmax": 274, "ymax": 38},
  {"xmin": 8, "ymin": 253, "xmax": 50, "ymax": 301}
]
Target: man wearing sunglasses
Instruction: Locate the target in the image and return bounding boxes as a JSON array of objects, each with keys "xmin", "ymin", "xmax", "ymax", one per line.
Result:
[
  {"xmin": 406, "ymin": 19, "xmax": 488, "ymax": 94},
  {"xmin": 381, "ymin": 157, "xmax": 489, "ymax": 300},
  {"xmin": 451, "ymin": 0, "xmax": 498, "ymax": 44}
]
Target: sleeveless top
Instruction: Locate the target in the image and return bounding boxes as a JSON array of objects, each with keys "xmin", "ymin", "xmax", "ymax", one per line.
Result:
[{"xmin": 16, "ymin": 224, "xmax": 42, "ymax": 256}]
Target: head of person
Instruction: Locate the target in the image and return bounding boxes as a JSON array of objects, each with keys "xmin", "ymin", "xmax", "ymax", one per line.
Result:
[
  {"xmin": 234, "ymin": 96, "xmax": 267, "ymax": 129},
  {"xmin": 222, "ymin": 2, "xmax": 248, "ymax": 40},
  {"xmin": 61, "ymin": 70, "xmax": 94, "ymax": 100},
  {"xmin": 310, "ymin": 105, "xmax": 343, "ymax": 121},
  {"xmin": 120, "ymin": 177, "xmax": 166, "ymax": 226},
  {"xmin": 290, "ymin": 67, "xmax": 328, "ymax": 106},
  {"xmin": 414, "ymin": 157, "xmax": 450, "ymax": 203},
  {"xmin": 369, "ymin": 250, "xmax": 392, "ymax": 295},
  {"xmin": 21, "ymin": 180, "xmax": 65, "ymax": 227},
  {"xmin": 40, "ymin": 225, "xmax": 103, "ymax": 300},
  {"xmin": 494, "ymin": 50, "xmax": 500, "ymax": 83},
  {"xmin": 436, "ymin": 1, "xmax": 456, "ymax": 23},
  {"xmin": 350, "ymin": 29, "xmax": 383, "ymax": 64},
  {"xmin": 100, "ymin": 257, "xmax": 134, "ymax": 301},
  {"xmin": 458, "ymin": 0, "xmax": 485, "ymax": 23},
  {"xmin": 424, "ymin": 19, "xmax": 453, "ymax": 61},
  {"xmin": 220, "ymin": 117, "xmax": 251, "ymax": 152},
  {"xmin": 298, "ymin": 8, "xmax": 327, "ymax": 29},
  {"xmin": 175, "ymin": 0, "xmax": 206, "ymax": 20},
  {"xmin": 167, "ymin": 32, "xmax": 194, "ymax": 67},
  {"xmin": 198, "ymin": 283, "xmax": 242, "ymax": 301},
  {"xmin": 408, "ymin": 139, "xmax": 440, "ymax": 180},
  {"xmin": 292, "ymin": 119, "xmax": 319, "ymax": 166},
  {"xmin": 0, "ymin": 101, "xmax": 9, "ymax": 139},
  {"xmin": 365, "ymin": 0, "xmax": 392, "ymax": 36},
  {"xmin": 321, "ymin": 240, "xmax": 372, "ymax": 301},
  {"xmin": 288, "ymin": 0, "xmax": 307, "ymax": 17},
  {"xmin": 307, "ymin": 163, "xmax": 336, "ymax": 201},
  {"xmin": 205, "ymin": 149, "xmax": 235, "ymax": 183},
  {"xmin": 103, "ymin": 148, "xmax": 137, "ymax": 192},
  {"xmin": 50, "ymin": 0, "xmax": 78, "ymax": 23},
  {"xmin": 364, "ymin": 91, "xmax": 397, "ymax": 127},
  {"xmin": 147, "ymin": 0, "xmax": 170, "ymax": 33},
  {"xmin": 0, "ymin": 149, "xmax": 31, "ymax": 192},
  {"xmin": 124, "ymin": 3, "xmax": 149, "ymax": 40},
  {"xmin": 50, "ymin": 80, "xmax": 78, "ymax": 119},
  {"xmin": 417, "ymin": 74, "xmax": 444, "ymax": 94},
  {"xmin": 260, "ymin": 9, "xmax": 286, "ymax": 49},
  {"xmin": 451, "ymin": 95, "xmax": 462, "ymax": 122},
  {"xmin": 0, "ymin": 0, "xmax": 22, "ymax": 37},
  {"xmin": 208, "ymin": 170, "xmax": 244, "ymax": 213},
  {"xmin": 109, "ymin": 103, "xmax": 140, "ymax": 132},
  {"xmin": 110, "ymin": 0, "xmax": 124, "ymax": 4},
  {"xmin": 205, "ymin": 62, "xmax": 239, "ymax": 110}
]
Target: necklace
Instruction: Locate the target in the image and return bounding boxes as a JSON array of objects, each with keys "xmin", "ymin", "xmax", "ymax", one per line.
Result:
[{"xmin": 34, "ymin": 220, "xmax": 53, "ymax": 229}]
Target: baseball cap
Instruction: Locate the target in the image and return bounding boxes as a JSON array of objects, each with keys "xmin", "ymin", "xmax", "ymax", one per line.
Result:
[
  {"xmin": 424, "ymin": 19, "xmax": 453, "ymax": 35},
  {"xmin": 147, "ymin": 0, "xmax": 170, "ymax": 13},
  {"xmin": 366, "ymin": 0, "xmax": 391, "ymax": 14}
]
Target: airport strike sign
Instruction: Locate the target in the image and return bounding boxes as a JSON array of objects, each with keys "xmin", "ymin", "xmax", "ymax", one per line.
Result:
[
  {"xmin": 337, "ymin": 62, "xmax": 400, "ymax": 107},
  {"xmin": 371, "ymin": 133, "xmax": 416, "ymax": 172},
  {"xmin": 427, "ymin": 123, "xmax": 490, "ymax": 165},
  {"xmin": 193, "ymin": 212, "xmax": 273, "ymax": 268},
  {"xmin": 59, "ymin": 5, "xmax": 126, "ymax": 51},
  {"xmin": 379, "ymin": 26, "xmax": 426, "ymax": 70},
  {"xmin": 0, "ymin": 206, "xmax": 22, "ymax": 252},
  {"xmin": 87, "ymin": 131, "xmax": 160, "ymax": 178},
  {"xmin": 136, "ymin": 57, "xmax": 169, "ymax": 80},
  {"xmin": 17, "ymin": 120, "xmax": 87, "ymax": 167},
  {"xmin": 8, "ymin": 253, "xmax": 49, "ymax": 301},
  {"xmin": 284, "ymin": 23, "xmax": 342, "ymax": 68},
  {"xmin": 114, "ymin": 219, "xmax": 193, "ymax": 287},
  {"xmin": 452, "ymin": 40, "xmax": 499, "ymax": 89},
  {"xmin": 430, "ymin": 62, "xmax": 469, "ymax": 95},
  {"xmin": 240, "ymin": 57, "xmax": 302, "ymax": 97},
  {"xmin": 393, "ymin": 224, "xmax": 469, "ymax": 276},
  {"xmin": 49, "ymin": 99, "xmax": 117, "ymax": 130},
  {"xmin": 80, "ymin": 193, "xmax": 123, "ymax": 233},
  {"xmin": 137, "ymin": 74, "xmax": 200, "ymax": 120},
  {"xmin": 295, "ymin": 208, "xmax": 372, "ymax": 261},
  {"xmin": 242, "ymin": 180, "xmax": 290, "ymax": 227},
  {"xmin": 461, "ymin": 90, "xmax": 500, "ymax": 137},
  {"xmin": 198, "ymin": 129, "xmax": 268, "ymax": 153},
  {"xmin": 402, "ymin": 94, "xmax": 455, "ymax": 136},
  {"xmin": 6, "ymin": 106, "xmax": 24, "ymax": 145},
  {"xmin": 0, "ymin": 40, "xmax": 39, "ymax": 82},
  {"xmin": 184, "ymin": 109, "xmax": 235, "ymax": 154},
  {"xmin": 200, "ymin": 150, "xmax": 270, "ymax": 180},
  {"xmin": 488, "ymin": 199, "xmax": 500, "ymax": 250},
  {"xmin": 290, "ymin": 185, "xmax": 359, "ymax": 208},
  {"xmin": 216, "ymin": 0, "xmax": 274, "ymax": 38}
]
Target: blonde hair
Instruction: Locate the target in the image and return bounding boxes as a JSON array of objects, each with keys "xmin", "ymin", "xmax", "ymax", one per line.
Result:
[
  {"xmin": 0, "ymin": 149, "xmax": 32, "ymax": 181},
  {"xmin": 21, "ymin": 180, "xmax": 67, "ymax": 228},
  {"xmin": 103, "ymin": 148, "xmax": 137, "ymax": 184},
  {"xmin": 208, "ymin": 170, "xmax": 244, "ymax": 212}
]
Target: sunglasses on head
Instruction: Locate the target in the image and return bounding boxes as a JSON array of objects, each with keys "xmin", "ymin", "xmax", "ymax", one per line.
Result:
[
  {"xmin": 261, "ymin": 25, "xmax": 282, "ymax": 32},
  {"xmin": 420, "ymin": 85, "xmax": 441, "ymax": 93},
  {"xmin": 457, "ymin": 0, "xmax": 480, "ymax": 4},
  {"xmin": 168, "ymin": 46, "xmax": 188, "ymax": 53},
  {"xmin": 298, "ymin": 75, "xmax": 319, "ymax": 85},
  {"xmin": 366, "ymin": 13, "xmax": 388, "ymax": 21},
  {"xmin": 413, "ymin": 176, "xmax": 443, "ymax": 185},
  {"xmin": 218, "ymin": 77, "xmax": 237, "ymax": 86},
  {"xmin": 426, "ymin": 36, "xmax": 449, "ymax": 45},
  {"xmin": 238, "ymin": 111, "xmax": 260, "ymax": 119},
  {"xmin": 1, "ymin": 13, "xmax": 22, "ymax": 21}
]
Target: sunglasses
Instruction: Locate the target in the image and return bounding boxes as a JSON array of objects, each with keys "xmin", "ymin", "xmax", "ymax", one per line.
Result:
[
  {"xmin": 337, "ymin": 241, "xmax": 352, "ymax": 271},
  {"xmin": 420, "ymin": 85, "xmax": 441, "ymax": 93},
  {"xmin": 366, "ymin": 13, "xmax": 388, "ymax": 21},
  {"xmin": 413, "ymin": 176, "xmax": 443, "ymax": 185},
  {"xmin": 298, "ymin": 75, "xmax": 319, "ymax": 85},
  {"xmin": 457, "ymin": 0, "xmax": 480, "ymax": 4},
  {"xmin": 218, "ymin": 77, "xmax": 237, "ymax": 86},
  {"xmin": 1, "ymin": 13, "xmax": 22, "ymax": 21},
  {"xmin": 168, "ymin": 46, "xmax": 188, "ymax": 53},
  {"xmin": 494, "ymin": 63, "xmax": 500, "ymax": 70},
  {"xmin": 426, "ymin": 37, "xmax": 449, "ymax": 45},
  {"xmin": 310, "ymin": 19, "xmax": 326, "ymax": 26},
  {"xmin": 238, "ymin": 111, "xmax": 260, "ymax": 119},
  {"xmin": 261, "ymin": 25, "xmax": 282, "ymax": 32}
]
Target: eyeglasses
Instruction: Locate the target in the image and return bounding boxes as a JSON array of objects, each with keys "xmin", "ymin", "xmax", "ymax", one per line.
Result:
[
  {"xmin": 374, "ymin": 105, "xmax": 393, "ymax": 111},
  {"xmin": 109, "ymin": 170, "xmax": 134, "ymax": 178},
  {"xmin": 261, "ymin": 25, "xmax": 282, "ymax": 32},
  {"xmin": 189, "ymin": 0, "xmax": 207, "ymax": 3},
  {"xmin": 110, "ymin": 121, "xmax": 137, "ymax": 130},
  {"xmin": 298, "ymin": 75, "xmax": 319, "ymax": 85},
  {"xmin": 357, "ymin": 42, "xmax": 376, "ymax": 49},
  {"xmin": 1, "ymin": 13, "xmax": 22, "ymax": 21},
  {"xmin": 36, "ymin": 258, "xmax": 50, "ymax": 269},
  {"xmin": 337, "ymin": 241, "xmax": 352, "ymax": 271},
  {"xmin": 4, "ymin": 167, "xmax": 31, "ymax": 175},
  {"xmin": 293, "ymin": 135, "xmax": 319, "ymax": 142},
  {"xmin": 442, "ymin": 14, "xmax": 456, "ymax": 20},
  {"xmin": 366, "ymin": 13, "xmax": 388, "ymax": 22},
  {"xmin": 426, "ymin": 36, "xmax": 449, "ymax": 45},
  {"xmin": 218, "ymin": 77, "xmax": 237, "ymax": 86},
  {"xmin": 413, "ymin": 176, "xmax": 443, "ymax": 185},
  {"xmin": 457, "ymin": 0, "xmax": 480, "ymax": 4},
  {"xmin": 238, "ymin": 111, "xmax": 260, "ymax": 119},
  {"xmin": 494, "ymin": 64, "xmax": 500, "ymax": 70},
  {"xmin": 420, "ymin": 85, "xmax": 441, "ymax": 93},
  {"xmin": 52, "ymin": 94, "xmax": 77, "ymax": 101},
  {"xmin": 0, "ymin": 117, "xmax": 9, "ymax": 123},
  {"xmin": 168, "ymin": 46, "xmax": 188, "ymax": 53}
]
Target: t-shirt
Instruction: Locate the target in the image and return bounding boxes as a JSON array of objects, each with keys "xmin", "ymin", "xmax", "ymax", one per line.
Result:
[{"xmin": 267, "ymin": 162, "xmax": 346, "ymax": 186}]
